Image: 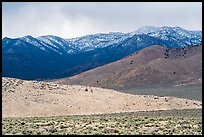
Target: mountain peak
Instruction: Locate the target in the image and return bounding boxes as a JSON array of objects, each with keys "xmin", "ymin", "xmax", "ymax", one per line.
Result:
[
  {"xmin": 18, "ymin": 35, "xmax": 37, "ymax": 43},
  {"xmin": 2, "ymin": 37, "xmax": 12, "ymax": 41},
  {"xmin": 20, "ymin": 35, "xmax": 34, "ymax": 39},
  {"xmin": 134, "ymin": 26, "xmax": 161, "ymax": 34}
]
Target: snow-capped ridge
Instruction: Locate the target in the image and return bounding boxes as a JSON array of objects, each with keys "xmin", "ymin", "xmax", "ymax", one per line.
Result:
[{"xmin": 3, "ymin": 26, "xmax": 202, "ymax": 54}]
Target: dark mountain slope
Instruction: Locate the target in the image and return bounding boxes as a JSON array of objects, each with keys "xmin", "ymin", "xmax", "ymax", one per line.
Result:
[{"xmin": 2, "ymin": 26, "xmax": 202, "ymax": 80}]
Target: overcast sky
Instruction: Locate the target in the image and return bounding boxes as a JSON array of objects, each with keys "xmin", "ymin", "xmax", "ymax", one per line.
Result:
[{"xmin": 2, "ymin": 2, "xmax": 202, "ymax": 39}]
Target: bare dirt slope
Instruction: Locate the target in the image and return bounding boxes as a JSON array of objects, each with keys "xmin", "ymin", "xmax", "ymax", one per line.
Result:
[
  {"xmin": 56, "ymin": 44, "xmax": 202, "ymax": 89},
  {"xmin": 2, "ymin": 77, "xmax": 202, "ymax": 118}
]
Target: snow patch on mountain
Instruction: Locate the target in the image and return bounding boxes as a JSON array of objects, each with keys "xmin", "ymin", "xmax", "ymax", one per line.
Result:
[
  {"xmin": 19, "ymin": 35, "xmax": 47, "ymax": 51},
  {"xmin": 68, "ymin": 32, "xmax": 133, "ymax": 52}
]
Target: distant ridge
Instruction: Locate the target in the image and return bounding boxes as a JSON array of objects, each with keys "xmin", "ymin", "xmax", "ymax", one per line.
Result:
[{"xmin": 2, "ymin": 26, "xmax": 202, "ymax": 80}]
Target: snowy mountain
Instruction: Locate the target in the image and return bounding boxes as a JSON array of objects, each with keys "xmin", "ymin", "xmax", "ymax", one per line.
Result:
[
  {"xmin": 36, "ymin": 35, "xmax": 79, "ymax": 54},
  {"xmin": 68, "ymin": 32, "xmax": 133, "ymax": 52},
  {"xmin": 146, "ymin": 26, "xmax": 202, "ymax": 47},
  {"xmin": 68, "ymin": 26, "xmax": 202, "ymax": 52},
  {"xmin": 2, "ymin": 26, "xmax": 202, "ymax": 80},
  {"xmin": 3, "ymin": 35, "xmax": 78, "ymax": 55},
  {"xmin": 134, "ymin": 26, "xmax": 160, "ymax": 34}
]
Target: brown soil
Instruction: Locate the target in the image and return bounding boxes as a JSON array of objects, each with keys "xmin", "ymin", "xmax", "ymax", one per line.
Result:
[
  {"xmin": 2, "ymin": 77, "xmax": 202, "ymax": 118},
  {"xmin": 56, "ymin": 45, "xmax": 202, "ymax": 89}
]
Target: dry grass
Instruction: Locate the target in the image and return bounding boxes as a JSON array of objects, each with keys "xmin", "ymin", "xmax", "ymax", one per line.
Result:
[{"xmin": 2, "ymin": 109, "xmax": 202, "ymax": 135}]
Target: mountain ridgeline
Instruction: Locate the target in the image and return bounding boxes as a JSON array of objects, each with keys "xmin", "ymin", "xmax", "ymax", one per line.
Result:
[{"xmin": 2, "ymin": 26, "xmax": 202, "ymax": 80}]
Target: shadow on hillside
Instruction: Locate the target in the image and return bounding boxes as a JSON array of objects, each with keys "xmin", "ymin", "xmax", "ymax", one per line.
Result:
[{"xmin": 118, "ymin": 84, "xmax": 202, "ymax": 101}]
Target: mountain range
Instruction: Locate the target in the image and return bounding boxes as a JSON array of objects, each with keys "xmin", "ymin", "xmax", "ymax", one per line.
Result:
[
  {"xmin": 2, "ymin": 26, "xmax": 202, "ymax": 80},
  {"xmin": 56, "ymin": 44, "xmax": 202, "ymax": 89}
]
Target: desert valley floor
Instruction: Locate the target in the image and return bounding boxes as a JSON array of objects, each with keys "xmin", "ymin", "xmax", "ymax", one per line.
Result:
[
  {"xmin": 2, "ymin": 77, "xmax": 202, "ymax": 118},
  {"xmin": 2, "ymin": 77, "xmax": 202, "ymax": 135}
]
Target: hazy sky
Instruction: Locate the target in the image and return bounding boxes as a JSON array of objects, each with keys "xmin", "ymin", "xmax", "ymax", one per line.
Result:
[{"xmin": 2, "ymin": 2, "xmax": 202, "ymax": 39}]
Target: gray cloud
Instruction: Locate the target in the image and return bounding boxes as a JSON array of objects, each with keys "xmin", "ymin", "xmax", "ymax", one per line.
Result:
[{"xmin": 2, "ymin": 2, "xmax": 202, "ymax": 39}]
